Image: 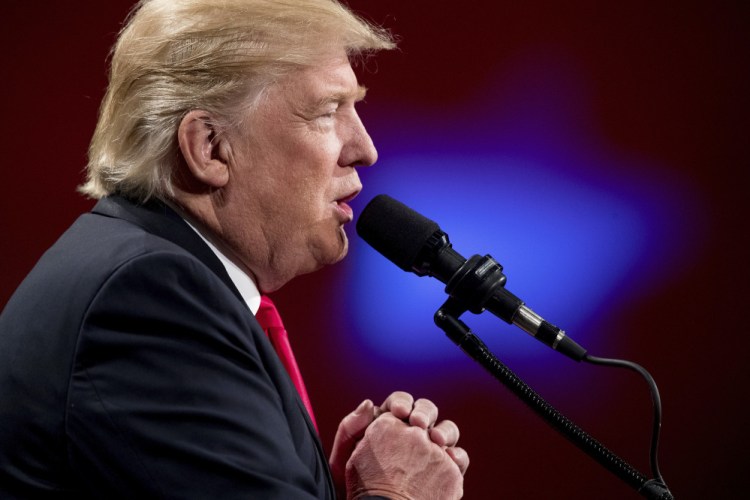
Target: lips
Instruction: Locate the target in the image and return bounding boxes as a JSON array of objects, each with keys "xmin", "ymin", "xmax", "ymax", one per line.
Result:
[{"xmin": 334, "ymin": 188, "xmax": 361, "ymax": 222}]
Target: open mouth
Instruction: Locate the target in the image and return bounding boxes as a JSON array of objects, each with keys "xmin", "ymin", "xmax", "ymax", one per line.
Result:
[{"xmin": 334, "ymin": 189, "xmax": 361, "ymax": 221}]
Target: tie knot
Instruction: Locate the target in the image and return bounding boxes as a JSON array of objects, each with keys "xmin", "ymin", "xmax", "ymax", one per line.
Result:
[{"xmin": 256, "ymin": 295, "xmax": 284, "ymax": 331}]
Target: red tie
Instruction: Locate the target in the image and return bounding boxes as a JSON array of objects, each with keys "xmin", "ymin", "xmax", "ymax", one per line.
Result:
[{"xmin": 255, "ymin": 295, "xmax": 318, "ymax": 433}]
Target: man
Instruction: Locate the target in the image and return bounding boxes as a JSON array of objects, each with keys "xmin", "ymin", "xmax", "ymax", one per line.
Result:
[{"xmin": 0, "ymin": 0, "xmax": 468, "ymax": 498}]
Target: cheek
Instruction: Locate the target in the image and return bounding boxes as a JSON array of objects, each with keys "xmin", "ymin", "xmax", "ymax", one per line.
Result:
[
  {"xmin": 293, "ymin": 170, "xmax": 337, "ymax": 212},
  {"xmin": 283, "ymin": 183, "xmax": 327, "ymax": 221},
  {"xmin": 266, "ymin": 138, "xmax": 340, "ymax": 225}
]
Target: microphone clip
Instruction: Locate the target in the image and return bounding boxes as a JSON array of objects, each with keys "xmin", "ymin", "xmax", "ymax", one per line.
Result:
[{"xmin": 444, "ymin": 254, "xmax": 524, "ymax": 323}]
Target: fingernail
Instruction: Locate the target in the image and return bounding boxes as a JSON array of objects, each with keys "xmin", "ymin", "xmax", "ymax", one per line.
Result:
[{"xmin": 355, "ymin": 399, "xmax": 372, "ymax": 415}]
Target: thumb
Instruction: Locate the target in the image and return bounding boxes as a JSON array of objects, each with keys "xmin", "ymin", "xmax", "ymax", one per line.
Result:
[{"xmin": 329, "ymin": 399, "xmax": 376, "ymax": 497}]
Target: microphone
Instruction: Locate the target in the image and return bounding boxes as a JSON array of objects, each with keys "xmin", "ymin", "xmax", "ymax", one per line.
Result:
[{"xmin": 356, "ymin": 194, "xmax": 587, "ymax": 361}]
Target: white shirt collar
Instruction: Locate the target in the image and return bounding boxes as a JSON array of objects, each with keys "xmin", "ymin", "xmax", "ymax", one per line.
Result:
[{"xmin": 181, "ymin": 219, "xmax": 261, "ymax": 314}]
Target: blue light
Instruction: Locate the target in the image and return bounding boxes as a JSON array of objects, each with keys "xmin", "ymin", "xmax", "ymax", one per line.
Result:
[
  {"xmin": 347, "ymin": 156, "xmax": 647, "ymax": 360},
  {"xmin": 341, "ymin": 52, "xmax": 706, "ymax": 383}
]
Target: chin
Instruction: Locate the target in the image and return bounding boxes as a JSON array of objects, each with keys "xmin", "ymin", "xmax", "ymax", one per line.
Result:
[
  {"xmin": 313, "ymin": 228, "xmax": 350, "ymax": 268},
  {"xmin": 333, "ymin": 226, "xmax": 350, "ymax": 262}
]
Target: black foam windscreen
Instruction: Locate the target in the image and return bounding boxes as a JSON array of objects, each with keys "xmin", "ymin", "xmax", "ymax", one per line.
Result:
[{"xmin": 356, "ymin": 194, "xmax": 441, "ymax": 272}]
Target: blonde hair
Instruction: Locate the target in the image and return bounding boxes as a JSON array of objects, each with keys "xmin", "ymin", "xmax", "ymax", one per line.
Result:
[{"xmin": 79, "ymin": 0, "xmax": 394, "ymax": 201}]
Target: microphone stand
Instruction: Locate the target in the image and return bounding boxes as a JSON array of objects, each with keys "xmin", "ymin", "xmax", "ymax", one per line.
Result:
[{"xmin": 434, "ymin": 297, "xmax": 673, "ymax": 500}]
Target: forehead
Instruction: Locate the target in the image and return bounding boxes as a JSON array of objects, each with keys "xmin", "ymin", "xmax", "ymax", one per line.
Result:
[{"xmin": 277, "ymin": 55, "xmax": 364, "ymax": 106}]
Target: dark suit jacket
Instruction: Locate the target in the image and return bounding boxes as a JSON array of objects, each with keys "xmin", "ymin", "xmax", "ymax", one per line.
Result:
[{"xmin": 0, "ymin": 196, "xmax": 334, "ymax": 498}]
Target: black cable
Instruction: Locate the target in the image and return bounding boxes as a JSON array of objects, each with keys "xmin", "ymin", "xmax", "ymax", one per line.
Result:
[
  {"xmin": 582, "ymin": 354, "xmax": 666, "ymax": 484},
  {"xmin": 435, "ymin": 307, "xmax": 674, "ymax": 498}
]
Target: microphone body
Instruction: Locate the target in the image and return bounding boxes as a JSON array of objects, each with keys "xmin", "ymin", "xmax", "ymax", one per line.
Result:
[{"xmin": 356, "ymin": 194, "xmax": 587, "ymax": 361}]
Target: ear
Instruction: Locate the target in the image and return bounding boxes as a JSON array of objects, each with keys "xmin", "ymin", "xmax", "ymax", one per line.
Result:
[{"xmin": 177, "ymin": 110, "xmax": 230, "ymax": 189}]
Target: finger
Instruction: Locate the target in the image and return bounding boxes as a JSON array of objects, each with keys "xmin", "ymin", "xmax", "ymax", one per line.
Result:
[
  {"xmin": 379, "ymin": 391, "xmax": 414, "ymax": 420},
  {"xmin": 428, "ymin": 419, "xmax": 459, "ymax": 447},
  {"xmin": 342, "ymin": 399, "xmax": 376, "ymax": 439},
  {"xmin": 446, "ymin": 446, "xmax": 470, "ymax": 475},
  {"xmin": 331, "ymin": 399, "xmax": 375, "ymax": 455},
  {"xmin": 329, "ymin": 399, "xmax": 376, "ymax": 491},
  {"xmin": 409, "ymin": 398, "xmax": 438, "ymax": 429}
]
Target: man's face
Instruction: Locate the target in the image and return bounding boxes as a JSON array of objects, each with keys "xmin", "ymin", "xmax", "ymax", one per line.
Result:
[{"xmin": 218, "ymin": 53, "xmax": 377, "ymax": 292}]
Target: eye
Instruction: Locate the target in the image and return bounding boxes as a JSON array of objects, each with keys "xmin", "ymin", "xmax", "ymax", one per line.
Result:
[
  {"xmin": 319, "ymin": 108, "xmax": 337, "ymax": 120},
  {"xmin": 318, "ymin": 101, "xmax": 343, "ymax": 120}
]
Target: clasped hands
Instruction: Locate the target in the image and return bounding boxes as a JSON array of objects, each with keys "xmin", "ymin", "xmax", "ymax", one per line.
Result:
[{"xmin": 330, "ymin": 391, "xmax": 469, "ymax": 500}]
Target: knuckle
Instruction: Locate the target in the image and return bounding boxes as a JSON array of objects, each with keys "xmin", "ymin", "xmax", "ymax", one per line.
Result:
[
  {"xmin": 414, "ymin": 397, "xmax": 437, "ymax": 411},
  {"xmin": 390, "ymin": 390, "xmax": 413, "ymax": 401}
]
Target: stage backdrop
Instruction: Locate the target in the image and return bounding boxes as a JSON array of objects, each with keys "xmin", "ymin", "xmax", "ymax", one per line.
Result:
[{"xmin": 2, "ymin": 1, "xmax": 748, "ymax": 498}]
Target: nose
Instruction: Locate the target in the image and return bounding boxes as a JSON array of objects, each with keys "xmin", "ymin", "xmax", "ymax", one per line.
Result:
[{"xmin": 339, "ymin": 111, "xmax": 378, "ymax": 168}]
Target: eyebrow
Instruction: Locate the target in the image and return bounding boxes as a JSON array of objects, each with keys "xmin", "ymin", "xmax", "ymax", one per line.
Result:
[{"xmin": 314, "ymin": 85, "xmax": 368, "ymax": 109}]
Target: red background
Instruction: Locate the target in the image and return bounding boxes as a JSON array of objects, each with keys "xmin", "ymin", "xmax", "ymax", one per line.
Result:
[{"xmin": 2, "ymin": 1, "xmax": 748, "ymax": 498}]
